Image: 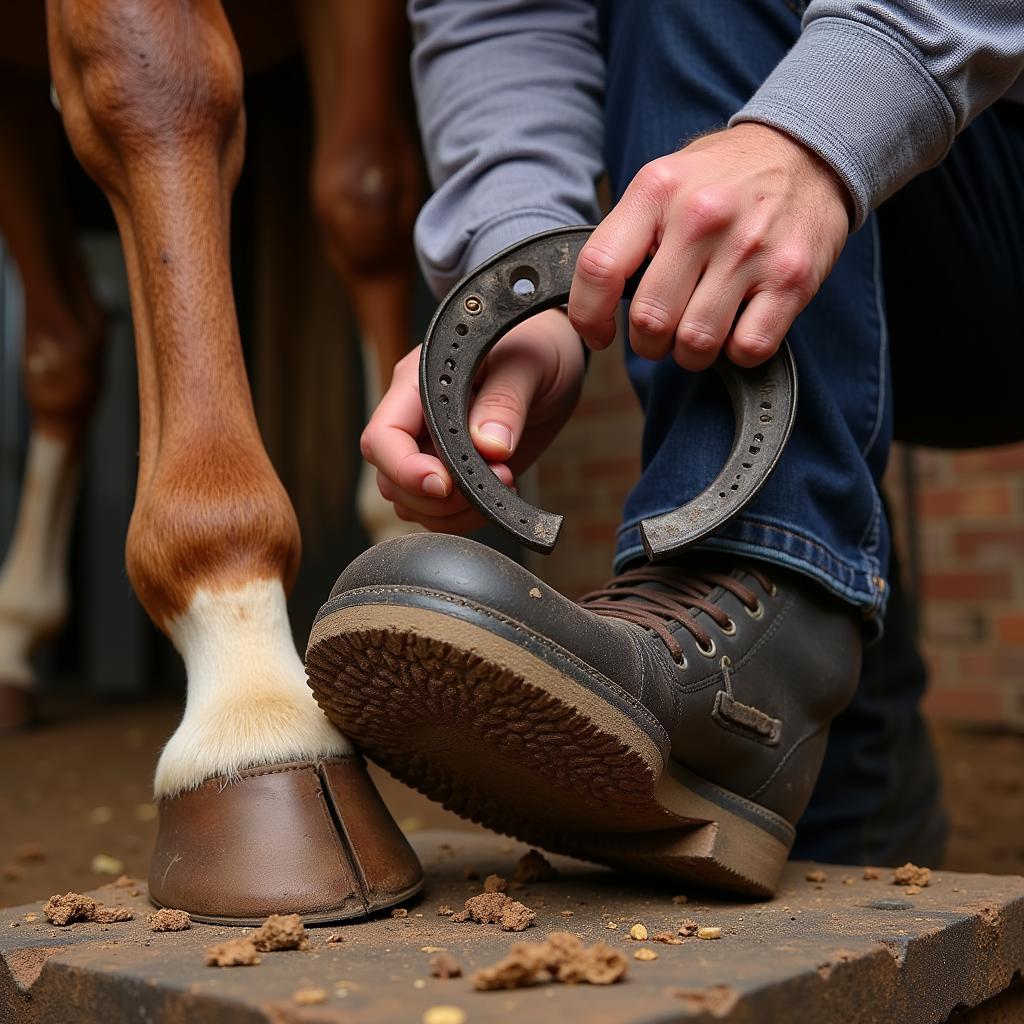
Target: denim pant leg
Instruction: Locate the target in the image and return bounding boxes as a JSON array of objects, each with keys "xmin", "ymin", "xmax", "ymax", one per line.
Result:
[
  {"xmin": 794, "ymin": 541, "xmax": 948, "ymax": 865},
  {"xmin": 599, "ymin": 1, "xmax": 1024, "ymax": 864},
  {"xmin": 798, "ymin": 99, "xmax": 1024, "ymax": 864},
  {"xmin": 600, "ymin": 0, "xmax": 891, "ymax": 618}
]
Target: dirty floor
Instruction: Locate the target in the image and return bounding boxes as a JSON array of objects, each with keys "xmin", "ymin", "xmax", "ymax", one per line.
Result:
[
  {"xmin": 0, "ymin": 700, "xmax": 1021, "ymax": 910},
  {"xmin": 3, "ymin": 831, "xmax": 1023, "ymax": 1024},
  {"xmin": 0, "ymin": 701, "xmax": 477, "ymax": 908}
]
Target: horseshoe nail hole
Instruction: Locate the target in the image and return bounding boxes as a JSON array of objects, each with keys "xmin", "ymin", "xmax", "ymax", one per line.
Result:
[
  {"xmin": 455, "ymin": 323, "xmax": 469, "ymax": 336},
  {"xmin": 519, "ymin": 518, "xmax": 528, "ymax": 524},
  {"xmin": 742, "ymin": 462, "xmax": 752, "ymax": 469},
  {"xmin": 452, "ymin": 342, "xmax": 461, "ymax": 350},
  {"xmin": 461, "ymin": 454, "xmax": 469, "ymax": 462},
  {"xmin": 510, "ymin": 265, "xmax": 539, "ymax": 298},
  {"xmin": 477, "ymin": 483, "xmax": 485, "ymax": 490},
  {"xmin": 719, "ymin": 492, "xmax": 727, "ymax": 499},
  {"xmin": 760, "ymin": 401, "xmax": 772, "ymax": 410},
  {"xmin": 467, "ymin": 466, "xmax": 474, "ymax": 474},
  {"xmin": 440, "ymin": 375, "xmax": 452, "ymax": 386},
  {"xmin": 760, "ymin": 414, "xmax": 772, "ymax": 423},
  {"xmin": 448, "ymin": 427, "xmax": 457, "ymax": 434},
  {"xmin": 445, "ymin": 359, "xmax": 457, "ymax": 370},
  {"xmin": 754, "ymin": 432, "xmax": 764, "ymax": 442},
  {"xmin": 730, "ymin": 484, "xmax": 739, "ymax": 490},
  {"xmin": 497, "ymin": 502, "xmax": 504, "ymax": 509},
  {"xmin": 749, "ymin": 446, "xmax": 761, "ymax": 455},
  {"xmin": 439, "ymin": 394, "xmax": 449, "ymax": 404}
]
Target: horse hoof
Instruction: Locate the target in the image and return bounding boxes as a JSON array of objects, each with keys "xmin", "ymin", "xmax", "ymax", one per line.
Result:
[{"xmin": 149, "ymin": 755, "xmax": 423, "ymax": 925}]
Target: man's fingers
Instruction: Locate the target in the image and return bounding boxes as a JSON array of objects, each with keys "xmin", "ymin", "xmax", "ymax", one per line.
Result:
[
  {"xmin": 467, "ymin": 339, "xmax": 546, "ymax": 460},
  {"xmin": 377, "ymin": 470, "xmax": 468, "ymax": 517},
  {"xmin": 361, "ymin": 348, "xmax": 455, "ymax": 498},
  {"xmin": 378, "ymin": 462, "xmax": 514, "ymax": 518},
  {"xmin": 568, "ymin": 167, "xmax": 664, "ymax": 348},
  {"xmin": 627, "ymin": 222, "xmax": 704, "ymax": 361},
  {"xmin": 672, "ymin": 268, "xmax": 751, "ymax": 371},
  {"xmin": 392, "ymin": 502, "xmax": 489, "ymax": 535},
  {"xmin": 724, "ymin": 289, "xmax": 801, "ymax": 367}
]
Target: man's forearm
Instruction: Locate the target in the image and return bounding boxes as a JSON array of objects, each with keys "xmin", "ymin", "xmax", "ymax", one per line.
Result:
[
  {"xmin": 732, "ymin": 1, "xmax": 1024, "ymax": 228},
  {"xmin": 410, "ymin": 0, "xmax": 605, "ymax": 297}
]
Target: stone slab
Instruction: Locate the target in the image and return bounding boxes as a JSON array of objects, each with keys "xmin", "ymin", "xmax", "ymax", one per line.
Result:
[{"xmin": 1, "ymin": 831, "xmax": 1022, "ymax": 1023}]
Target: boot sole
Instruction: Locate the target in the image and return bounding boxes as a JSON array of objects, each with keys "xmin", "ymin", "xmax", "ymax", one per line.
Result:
[{"xmin": 306, "ymin": 599, "xmax": 794, "ymax": 897}]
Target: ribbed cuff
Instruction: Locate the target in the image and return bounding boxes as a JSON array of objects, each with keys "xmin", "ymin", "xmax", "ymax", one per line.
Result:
[
  {"xmin": 418, "ymin": 208, "xmax": 579, "ymax": 299},
  {"xmin": 465, "ymin": 209, "xmax": 582, "ymax": 282},
  {"xmin": 730, "ymin": 17, "xmax": 955, "ymax": 230}
]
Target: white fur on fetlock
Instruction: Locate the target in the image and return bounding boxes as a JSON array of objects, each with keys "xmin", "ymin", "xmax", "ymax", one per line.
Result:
[
  {"xmin": 0, "ymin": 433, "xmax": 79, "ymax": 686},
  {"xmin": 154, "ymin": 579, "xmax": 352, "ymax": 799},
  {"xmin": 0, "ymin": 622, "xmax": 35, "ymax": 689}
]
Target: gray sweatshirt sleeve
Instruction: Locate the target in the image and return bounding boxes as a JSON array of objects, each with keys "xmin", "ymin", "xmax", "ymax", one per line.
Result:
[
  {"xmin": 409, "ymin": 0, "xmax": 604, "ymax": 297},
  {"xmin": 732, "ymin": 1, "xmax": 1024, "ymax": 229}
]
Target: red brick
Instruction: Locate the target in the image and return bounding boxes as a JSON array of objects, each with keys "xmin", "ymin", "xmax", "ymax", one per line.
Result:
[
  {"xmin": 538, "ymin": 462, "xmax": 571, "ymax": 488},
  {"xmin": 953, "ymin": 527, "xmax": 1024, "ymax": 562},
  {"xmin": 580, "ymin": 521, "xmax": 619, "ymax": 546},
  {"xmin": 956, "ymin": 650, "xmax": 1024, "ymax": 680},
  {"xmin": 918, "ymin": 483, "xmax": 1013, "ymax": 519},
  {"xmin": 919, "ymin": 570, "xmax": 1014, "ymax": 602},
  {"xmin": 923, "ymin": 688, "xmax": 1005, "ymax": 723},
  {"xmin": 917, "ymin": 525, "xmax": 953, "ymax": 564},
  {"xmin": 580, "ymin": 456, "xmax": 641, "ymax": 482},
  {"xmin": 576, "ymin": 393, "xmax": 642, "ymax": 418},
  {"xmin": 908, "ymin": 448, "xmax": 951, "ymax": 484},
  {"xmin": 1007, "ymin": 683, "xmax": 1024, "ymax": 726},
  {"xmin": 995, "ymin": 614, "xmax": 1024, "ymax": 646},
  {"xmin": 921, "ymin": 606, "xmax": 988, "ymax": 645},
  {"xmin": 951, "ymin": 444, "xmax": 1024, "ymax": 475}
]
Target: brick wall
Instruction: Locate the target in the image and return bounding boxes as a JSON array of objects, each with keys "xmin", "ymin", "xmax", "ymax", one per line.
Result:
[
  {"xmin": 529, "ymin": 345, "xmax": 642, "ymax": 599},
  {"xmin": 897, "ymin": 446, "xmax": 1024, "ymax": 728},
  {"xmin": 533, "ymin": 348, "xmax": 1024, "ymax": 730}
]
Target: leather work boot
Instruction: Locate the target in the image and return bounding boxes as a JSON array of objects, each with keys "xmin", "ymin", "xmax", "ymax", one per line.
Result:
[{"xmin": 305, "ymin": 534, "xmax": 862, "ymax": 897}]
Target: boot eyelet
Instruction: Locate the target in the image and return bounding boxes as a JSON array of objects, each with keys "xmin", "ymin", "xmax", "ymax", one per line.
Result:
[
  {"xmin": 672, "ymin": 653, "xmax": 688, "ymax": 670},
  {"xmin": 744, "ymin": 599, "xmax": 765, "ymax": 620},
  {"xmin": 719, "ymin": 618, "xmax": 736, "ymax": 636},
  {"xmin": 696, "ymin": 636, "xmax": 717, "ymax": 658},
  {"xmin": 766, "ymin": 582, "xmax": 778, "ymax": 597}
]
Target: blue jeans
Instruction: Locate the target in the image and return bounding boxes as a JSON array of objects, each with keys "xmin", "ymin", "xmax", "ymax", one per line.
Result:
[
  {"xmin": 601, "ymin": 0, "xmax": 1024, "ymax": 616},
  {"xmin": 598, "ymin": 0, "xmax": 1024, "ymax": 862}
]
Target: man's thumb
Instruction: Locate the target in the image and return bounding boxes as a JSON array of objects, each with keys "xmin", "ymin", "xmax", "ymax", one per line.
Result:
[{"xmin": 468, "ymin": 360, "xmax": 540, "ymax": 461}]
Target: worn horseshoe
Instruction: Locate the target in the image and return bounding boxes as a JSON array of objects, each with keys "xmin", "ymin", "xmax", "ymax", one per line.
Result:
[{"xmin": 419, "ymin": 225, "xmax": 798, "ymax": 560}]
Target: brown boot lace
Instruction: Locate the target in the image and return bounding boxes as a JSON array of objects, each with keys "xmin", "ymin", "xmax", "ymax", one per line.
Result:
[{"xmin": 578, "ymin": 564, "xmax": 775, "ymax": 664}]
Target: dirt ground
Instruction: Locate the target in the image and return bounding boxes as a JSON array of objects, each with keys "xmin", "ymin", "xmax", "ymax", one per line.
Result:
[{"xmin": 0, "ymin": 700, "xmax": 1021, "ymax": 910}]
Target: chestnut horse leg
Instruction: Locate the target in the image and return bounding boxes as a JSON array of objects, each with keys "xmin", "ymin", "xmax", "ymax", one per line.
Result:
[
  {"xmin": 297, "ymin": 0, "xmax": 422, "ymax": 542},
  {"xmin": 45, "ymin": 0, "xmax": 351, "ymax": 793},
  {"xmin": 0, "ymin": 67, "xmax": 105, "ymax": 729},
  {"xmin": 43, "ymin": 0, "xmax": 423, "ymax": 923},
  {"xmin": 45, "ymin": 0, "xmax": 421, "ymax": 924}
]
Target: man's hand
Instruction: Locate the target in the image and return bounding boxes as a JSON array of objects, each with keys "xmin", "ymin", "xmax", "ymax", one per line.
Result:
[
  {"xmin": 568, "ymin": 123, "xmax": 852, "ymax": 370},
  {"xmin": 361, "ymin": 308, "xmax": 585, "ymax": 532}
]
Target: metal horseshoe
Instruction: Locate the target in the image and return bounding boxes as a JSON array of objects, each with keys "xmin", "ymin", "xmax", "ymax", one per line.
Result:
[{"xmin": 419, "ymin": 225, "xmax": 798, "ymax": 560}]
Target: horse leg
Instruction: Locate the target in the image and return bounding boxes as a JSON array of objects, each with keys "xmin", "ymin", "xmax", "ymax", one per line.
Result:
[
  {"xmin": 46, "ymin": 0, "xmax": 420, "ymax": 922},
  {"xmin": 297, "ymin": 0, "xmax": 422, "ymax": 541},
  {"xmin": 0, "ymin": 66, "xmax": 105, "ymax": 730}
]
